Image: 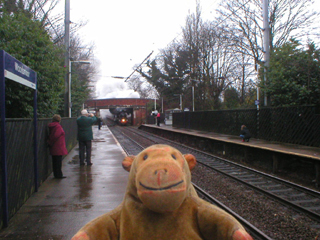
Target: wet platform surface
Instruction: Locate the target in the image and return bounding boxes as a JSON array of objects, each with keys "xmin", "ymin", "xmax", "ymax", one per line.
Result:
[
  {"xmin": 0, "ymin": 126, "xmax": 128, "ymax": 239},
  {"xmin": 1, "ymin": 123, "xmax": 319, "ymax": 239},
  {"xmin": 143, "ymin": 124, "xmax": 320, "ymax": 160}
]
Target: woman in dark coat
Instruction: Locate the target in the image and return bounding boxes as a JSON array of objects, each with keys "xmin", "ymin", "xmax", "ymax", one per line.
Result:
[
  {"xmin": 240, "ymin": 125, "xmax": 251, "ymax": 142},
  {"xmin": 48, "ymin": 114, "xmax": 68, "ymax": 178}
]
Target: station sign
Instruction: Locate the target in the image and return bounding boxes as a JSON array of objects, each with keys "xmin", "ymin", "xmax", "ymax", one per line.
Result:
[
  {"xmin": 1, "ymin": 50, "xmax": 37, "ymax": 89},
  {"xmin": 0, "ymin": 50, "xmax": 38, "ymax": 227}
]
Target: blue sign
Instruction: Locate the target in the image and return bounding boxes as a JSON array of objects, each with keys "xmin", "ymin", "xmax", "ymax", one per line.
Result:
[
  {"xmin": 0, "ymin": 50, "xmax": 38, "ymax": 227},
  {"xmin": 255, "ymin": 100, "xmax": 260, "ymax": 105},
  {"xmin": 1, "ymin": 50, "xmax": 37, "ymax": 89}
]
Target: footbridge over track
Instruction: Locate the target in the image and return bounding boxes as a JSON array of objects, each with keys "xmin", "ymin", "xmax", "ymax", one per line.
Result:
[{"xmin": 84, "ymin": 98, "xmax": 155, "ymax": 126}]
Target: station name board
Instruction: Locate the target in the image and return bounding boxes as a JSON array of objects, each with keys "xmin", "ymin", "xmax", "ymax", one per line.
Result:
[{"xmin": 1, "ymin": 50, "xmax": 37, "ymax": 89}]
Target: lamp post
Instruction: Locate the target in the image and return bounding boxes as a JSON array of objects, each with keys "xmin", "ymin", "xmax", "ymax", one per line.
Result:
[
  {"xmin": 68, "ymin": 60, "xmax": 90, "ymax": 117},
  {"xmin": 171, "ymin": 75, "xmax": 198, "ymax": 112},
  {"xmin": 263, "ymin": 0, "xmax": 270, "ymax": 106},
  {"xmin": 192, "ymin": 86, "xmax": 194, "ymax": 111},
  {"xmin": 190, "ymin": 79, "xmax": 200, "ymax": 112},
  {"xmin": 173, "ymin": 94, "xmax": 182, "ymax": 110},
  {"xmin": 64, "ymin": 0, "xmax": 70, "ymax": 117},
  {"xmin": 241, "ymin": 64, "xmax": 251, "ymax": 104}
]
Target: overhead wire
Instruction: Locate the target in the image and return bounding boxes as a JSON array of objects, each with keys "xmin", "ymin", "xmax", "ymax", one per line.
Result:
[
  {"xmin": 127, "ymin": 0, "xmax": 253, "ymax": 83},
  {"xmin": 35, "ymin": 0, "xmax": 61, "ymax": 41}
]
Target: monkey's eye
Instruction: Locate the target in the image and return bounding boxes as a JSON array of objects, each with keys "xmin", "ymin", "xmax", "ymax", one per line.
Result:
[
  {"xmin": 143, "ymin": 155, "xmax": 148, "ymax": 160},
  {"xmin": 171, "ymin": 154, "xmax": 176, "ymax": 160}
]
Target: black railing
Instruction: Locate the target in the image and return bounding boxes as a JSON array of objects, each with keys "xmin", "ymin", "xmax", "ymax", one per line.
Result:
[
  {"xmin": 0, "ymin": 118, "xmax": 77, "ymax": 228},
  {"xmin": 173, "ymin": 105, "xmax": 320, "ymax": 147}
]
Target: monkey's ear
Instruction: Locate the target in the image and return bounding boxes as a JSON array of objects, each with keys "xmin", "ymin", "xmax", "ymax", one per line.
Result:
[
  {"xmin": 184, "ymin": 154, "xmax": 196, "ymax": 171},
  {"xmin": 122, "ymin": 155, "xmax": 135, "ymax": 172}
]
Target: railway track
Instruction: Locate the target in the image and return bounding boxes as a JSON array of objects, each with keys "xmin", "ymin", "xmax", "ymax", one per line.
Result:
[
  {"xmin": 107, "ymin": 124, "xmax": 272, "ymax": 239},
  {"xmin": 108, "ymin": 123, "xmax": 320, "ymax": 237},
  {"xmin": 117, "ymin": 125, "xmax": 320, "ymax": 224}
]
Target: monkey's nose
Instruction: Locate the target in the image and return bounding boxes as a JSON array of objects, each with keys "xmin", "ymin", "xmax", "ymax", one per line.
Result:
[{"xmin": 154, "ymin": 169, "xmax": 168, "ymax": 175}]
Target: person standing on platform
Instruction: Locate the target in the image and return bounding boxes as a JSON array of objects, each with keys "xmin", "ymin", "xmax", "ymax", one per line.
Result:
[
  {"xmin": 240, "ymin": 125, "xmax": 251, "ymax": 142},
  {"xmin": 157, "ymin": 112, "xmax": 161, "ymax": 126},
  {"xmin": 97, "ymin": 117, "xmax": 102, "ymax": 130},
  {"xmin": 77, "ymin": 109, "xmax": 97, "ymax": 166},
  {"xmin": 47, "ymin": 114, "xmax": 68, "ymax": 179}
]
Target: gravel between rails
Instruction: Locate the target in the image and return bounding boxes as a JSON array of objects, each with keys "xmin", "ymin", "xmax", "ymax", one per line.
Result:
[
  {"xmin": 112, "ymin": 125, "xmax": 320, "ymax": 239},
  {"xmin": 192, "ymin": 164, "xmax": 320, "ymax": 240}
]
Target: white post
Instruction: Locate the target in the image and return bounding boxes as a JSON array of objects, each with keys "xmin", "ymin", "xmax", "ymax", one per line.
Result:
[
  {"xmin": 68, "ymin": 60, "xmax": 90, "ymax": 117},
  {"xmin": 263, "ymin": 0, "xmax": 270, "ymax": 106},
  {"xmin": 192, "ymin": 86, "xmax": 194, "ymax": 111},
  {"xmin": 64, "ymin": 0, "xmax": 70, "ymax": 117},
  {"xmin": 69, "ymin": 60, "xmax": 72, "ymax": 117},
  {"xmin": 257, "ymin": 87, "xmax": 260, "ymax": 110},
  {"xmin": 162, "ymin": 97, "xmax": 163, "ymax": 113}
]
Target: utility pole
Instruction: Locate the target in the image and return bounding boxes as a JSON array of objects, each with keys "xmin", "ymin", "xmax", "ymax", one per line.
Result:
[
  {"xmin": 173, "ymin": 94, "xmax": 182, "ymax": 110},
  {"xmin": 242, "ymin": 64, "xmax": 245, "ymax": 104},
  {"xmin": 64, "ymin": 0, "xmax": 70, "ymax": 117},
  {"xmin": 192, "ymin": 86, "xmax": 194, "ymax": 111},
  {"xmin": 263, "ymin": 0, "xmax": 270, "ymax": 106}
]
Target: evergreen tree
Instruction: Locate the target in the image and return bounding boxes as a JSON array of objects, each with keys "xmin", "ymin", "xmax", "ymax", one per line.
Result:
[
  {"xmin": 223, "ymin": 87, "xmax": 240, "ymax": 109},
  {"xmin": 261, "ymin": 39, "xmax": 320, "ymax": 106},
  {"xmin": 0, "ymin": 12, "xmax": 65, "ymax": 117}
]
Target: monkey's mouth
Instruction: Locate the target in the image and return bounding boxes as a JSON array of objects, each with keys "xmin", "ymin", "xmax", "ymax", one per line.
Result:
[{"xmin": 139, "ymin": 180, "xmax": 184, "ymax": 191}]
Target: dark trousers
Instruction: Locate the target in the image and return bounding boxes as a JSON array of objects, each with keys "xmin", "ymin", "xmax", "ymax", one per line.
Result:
[
  {"xmin": 52, "ymin": 155, "xmax": 63, "ymax": 178},
  {"xmin": 79, "ymin": 140, "xmax": 92, "ymax": 165}
]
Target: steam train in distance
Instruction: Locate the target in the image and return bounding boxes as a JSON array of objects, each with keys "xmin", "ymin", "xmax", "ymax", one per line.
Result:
[
  {"xmin": 109, "ymin": 107, "xmax": 131, "ymax": 126},
  {"xmin": 117, "ymin": 112, "xmax": 129, "ymax": 126}
]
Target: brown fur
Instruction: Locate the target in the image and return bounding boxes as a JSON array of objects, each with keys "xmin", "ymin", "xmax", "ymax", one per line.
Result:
[{"xmin": 71, "ymin": 144, "xmax": 253, "ymax": 240}]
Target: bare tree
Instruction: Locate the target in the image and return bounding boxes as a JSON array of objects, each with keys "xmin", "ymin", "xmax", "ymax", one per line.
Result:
[
  {"xmin": 127, "ymin": 75, "xmax": 157, "ymax": 99},
  {"xmin": 181, "ymin": 5, "xmax": 243, "ymax": 109},
  {"xmin": 138, "ymin": 2, "xmax": 249, "ymax": 110},
  {"xmin": 0, "ymin": 0, "xmax": 87, "ymax": 44},
  {"xmin": 217, "ymin": 0, "xmax": 319, "ymax": 65}
]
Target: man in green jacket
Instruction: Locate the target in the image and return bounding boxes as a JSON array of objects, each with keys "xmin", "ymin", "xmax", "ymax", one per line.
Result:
[{"xmin": 77, "ymin": 109, "xmax": 97, "ymax": 166}]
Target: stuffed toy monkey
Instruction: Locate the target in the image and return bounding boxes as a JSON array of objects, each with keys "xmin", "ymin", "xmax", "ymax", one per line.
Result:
[{"xmin": 71, "ymin": 144, "xmax": 253, "ymax": 240}]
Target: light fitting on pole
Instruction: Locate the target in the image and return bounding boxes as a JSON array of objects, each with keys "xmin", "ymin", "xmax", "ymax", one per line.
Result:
[{"xmin": 68, "ymin": 60, "xmax": 91, "ymax": 118}]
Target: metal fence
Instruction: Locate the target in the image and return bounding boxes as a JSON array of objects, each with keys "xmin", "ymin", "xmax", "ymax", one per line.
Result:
[
  {"xmin": 0, "ymin": 117, "xmax": 77, "ymax": 228},
  {"xmin": 173, "ymin": 105, "xmax": 320, "ymax": 147}
]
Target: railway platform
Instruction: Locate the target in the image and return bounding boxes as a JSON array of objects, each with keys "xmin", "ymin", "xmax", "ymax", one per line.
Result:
[
  {"xmin": 140, "ymin": 123, "xmax": 320, "ymax": 187},
  {"xmin": 0, "ymin": 126, "xmax": 128, "ymax": 239},
  {"xmin": 142, "ymin": 124, "xmax": 320, "ymax": 160}
]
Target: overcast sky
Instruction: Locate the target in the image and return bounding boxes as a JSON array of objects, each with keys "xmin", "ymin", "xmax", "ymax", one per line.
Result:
[
  {"xmin": 54, "ymin": 0, "xmax": 220, "ymax": 98},
  {"xmin": 55, "ymin": 0, "xmax": 319, "ymax": 99}
]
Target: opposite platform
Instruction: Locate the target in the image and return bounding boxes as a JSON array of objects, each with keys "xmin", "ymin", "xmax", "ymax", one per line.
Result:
[
  {"xmin": 141, "ymin": 123, "xmax": 320, "ymax": 186},
  {"xmin": 0, "ymin": 126, "xmax": 128, "ymax": 239},
  {"xmin": 143, "ymin": 124, "xmax": 320, "ymax": 160}
]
